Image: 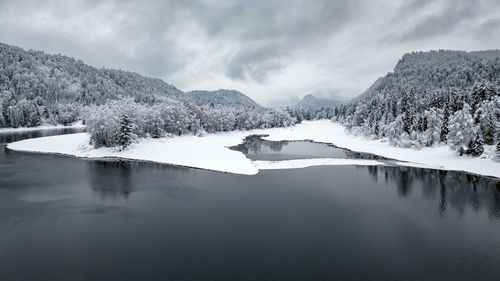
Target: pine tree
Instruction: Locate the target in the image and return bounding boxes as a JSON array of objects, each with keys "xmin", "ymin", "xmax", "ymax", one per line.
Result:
[
  {"xmin": 482, "ymin": 116, "xmax": 496, "ymax": 145},
  {"xmin": 440, "ymin": 105, "xmax": 449, "ymax": 142},
  {"xmin": 118, "ymin": 114, "xmax": 134, "ymax": 150},
  {"xmin": 467, "ymin": 130, "xmax": 484, "ymax": 156},
  {"xmin": 495, "ymin": 139, "xmax": 500, "ymax": 162},
  {"xmin": 495, "ymin": 129, "xmax": 500, "ymax": 162}
]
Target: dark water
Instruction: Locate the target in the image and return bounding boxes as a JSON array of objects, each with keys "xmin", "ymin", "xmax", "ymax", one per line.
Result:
[
  {"xmin": 231, "ymin": 135, "xmax": 388, "ymax": 161},
  {"xmin": 1, "ymin": 130, "xmax": 500, "ymax": 281}
]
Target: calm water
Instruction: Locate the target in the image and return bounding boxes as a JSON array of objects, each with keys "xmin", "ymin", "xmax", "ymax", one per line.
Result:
[{"xmin": 1, "ymin": 130, "xmax": 500, "ymax": 281}]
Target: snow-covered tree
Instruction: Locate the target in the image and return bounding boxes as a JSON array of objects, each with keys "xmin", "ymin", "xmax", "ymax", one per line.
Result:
[
  {"xmin": 423, "ymin": 108, "xmax": 443, "ymax": 146},
  {"xmin": 118, "ymin": 114, "xmax": 134, "ymax": 150},
  {"xmin": 495, "ymin": 138, "xmax": 500, "ymax": 162},
  {"xmin": 467, "ymin": 130, "xmax": 484, "ymax": 156},
  {"xmin": 447, "ymin": 104, "xmax": 475, "ymax": 155},
  {"xmin": 440, "ymin": 106, "xmax": 450, "ymax": 142}
]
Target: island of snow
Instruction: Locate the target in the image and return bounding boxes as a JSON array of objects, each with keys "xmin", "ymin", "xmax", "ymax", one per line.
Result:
[{"xmin": 7, "ymin": 120, "xmax": 500, "ymax": 178}]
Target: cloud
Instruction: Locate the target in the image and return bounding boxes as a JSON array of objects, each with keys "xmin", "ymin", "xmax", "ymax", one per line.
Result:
[
  {"xmin": 225, "ymin": 43, "xmax": 288, "ymax": 82},
  {"xmin": 395, "ymin": 0, "xmax": 480, "ymax": 42},
  {"xmin": 0, "ymin": 0, "xmax": 498, "ymax": 105}
]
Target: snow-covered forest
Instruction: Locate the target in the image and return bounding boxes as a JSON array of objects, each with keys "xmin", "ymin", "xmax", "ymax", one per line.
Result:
[
  {"xmin": 0, "ymin": 42, "xmax": 296, "ymax": 148},
  {"xmin": 334, "ymin": 50, "xmax": 500, "ymax": 159},
  {"xmin": 84, "ymin": 99, "xmax": 295, "ymax": 149},
  {"xmin": 281, "ymin": 94, "xmax": 342, "ymax": 123}
]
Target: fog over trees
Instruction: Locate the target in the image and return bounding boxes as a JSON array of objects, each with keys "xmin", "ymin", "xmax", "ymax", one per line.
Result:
[{"xmin": 333, "ymin": 50, "xmax": 500, "ymax": 159}]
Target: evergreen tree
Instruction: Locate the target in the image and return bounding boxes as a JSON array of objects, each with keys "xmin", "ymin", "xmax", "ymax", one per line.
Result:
[
  {"xmin": 118, "ymin": 114, "xmax": 134, "ymax": 150},
  {"xmin": 482, "ymin": 116, "xmax": 497, "ymax": 145},
  {"xmin": 495, "ymin": 128, "xmax": 500, "ymax": 162},
  {"xmin": 440, "ymin": 105, "xmax": 449, "ymax": 142},
  {"xmin": 467, "ymin": 130, "xmax": 484, "ymax": 156},
  {"xmin": 495, "ymin": 138, "xmax": 500, "ymax": 162}
]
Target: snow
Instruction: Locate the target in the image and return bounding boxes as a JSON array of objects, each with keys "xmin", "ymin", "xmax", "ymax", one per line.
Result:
[
  {"xmin": 262, "ymin": 120, "xmax": 500, "ymax": 178},
  {"xmin": 0, "ymin": 121, "xmax": 85, "ymax": 134},
  {"xmin": 7, "ymin": 132, "xmax": 260, "ymax": 175},
  {"xmin": 254, "ymin": 158, "xmax": 386, "ymax": 170},
  {"xmin": 6, "ymin": 120, "xmax": 500, "ymax": 178}
]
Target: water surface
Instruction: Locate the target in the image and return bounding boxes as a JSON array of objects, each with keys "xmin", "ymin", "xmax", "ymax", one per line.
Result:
[{"xmin": 1, "ymin": 129, "xmax": 500, "ymax": 281}]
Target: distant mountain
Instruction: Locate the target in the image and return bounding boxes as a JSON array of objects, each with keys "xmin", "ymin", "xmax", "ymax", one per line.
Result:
[
  {"xmin": 293, "ymin": 94, "xmax": 344, "ymax": 110},
  {"xmin": 335, "ymin": 49, "xmax": 500, "ymax": 156},
  {"xmin": 186, "ymin": 89, "xmax": 260, "ymax": 108}
]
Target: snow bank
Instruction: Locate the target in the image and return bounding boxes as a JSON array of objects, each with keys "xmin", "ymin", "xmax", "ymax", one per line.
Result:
[
  {"xmin": 7, "ymin": 132, "xmax": 260, "ymax": 175},
  {"xmin": 254, "ymin": 158, "xmax": 386, "ymax": 170},
  {"xmin": 6, "ymin": 120, "xmax": 500, "ymax": 177},
  {"xmin": 263, "ymin": 120, "xmax": 500, "ymax": 178},
  {"xmin": 0, "ymin": 121, "xmax": 85, "ymax": 134}
]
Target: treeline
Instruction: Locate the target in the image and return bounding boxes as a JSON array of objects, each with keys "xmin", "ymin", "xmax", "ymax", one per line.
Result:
[
  {"xmin": 286, "ymin": 107, "xmax": 335, "ymax": 122},
  {"xmin": 334, "ymin": 50, "xmax": 500, "ymax": 159},
  {"xmin": 84, "ymin": 99, "xmax": 296, "ymax": 149}
]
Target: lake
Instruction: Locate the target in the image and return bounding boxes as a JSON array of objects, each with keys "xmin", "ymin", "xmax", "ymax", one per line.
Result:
[{"xmin": 1, "ymin": 129, "xmax": 500, "ymax": 281}]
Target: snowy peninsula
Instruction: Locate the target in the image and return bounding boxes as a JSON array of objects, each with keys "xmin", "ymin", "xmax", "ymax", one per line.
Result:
[{"xmin": 7, "ymin": 120, "xmax": 500, "ymax": 178}]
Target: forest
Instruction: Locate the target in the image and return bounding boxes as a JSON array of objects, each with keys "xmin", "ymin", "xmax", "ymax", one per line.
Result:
[
  {"xmin": 0, "ymin": 42, "xmax": 296, "ymax": 148},
  {"xmin": 333, "ymin": 50, "xmax": 500, "ymax": 159}
]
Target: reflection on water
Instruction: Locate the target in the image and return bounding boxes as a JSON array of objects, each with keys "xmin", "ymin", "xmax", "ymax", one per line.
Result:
[
  {"xmin": 231, "ymin": 134, "xmax": 389, "ymax": 161},
  {"xmin": 86, "ymin": 160, "xmax": 201, "ymax": 202},
  {"xmin": 0, "ymin": 127, "xmax": 86, "ymax": 143},
  {"xmin": 88, "ymin": 160, "xmax": 134, "ymax": 201},
  {"xmin": 360, "ymin": 165, "xmax": 500, "ymax": 219},
  {"xmin": 235, "ymin": 135, "xmax": 500, "ymax": 220}
]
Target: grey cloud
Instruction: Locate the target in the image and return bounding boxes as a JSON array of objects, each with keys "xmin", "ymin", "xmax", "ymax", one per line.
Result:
[
  {"xmin": 0, "ymin": 0, "xmax": 498, "ymax": 104},
  {"xmin": 192, "ymin": 0, "xmax": 360, "ymax": 82},
  {"xmin": 226, "ymin": 44, "xmax": 288, "ymax": 82},
  {"xmin": 475, "ymin": 17, "xmax": 500, "ymax": 39},
  {"xmin": 395, "ymin": 0, "xmax": 480, "ymax": 41}
]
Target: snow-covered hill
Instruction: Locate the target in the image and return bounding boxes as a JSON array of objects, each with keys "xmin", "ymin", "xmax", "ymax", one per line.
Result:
[
  {"xmin": 293, "ymin": 94, "xmax": 344, "ymax": 110},
  {"xmin": 186, "ymin": 89, "xmax": 260, "ymax": 108},
  {"xmin": 0, "ymin": 42, "xmax": 262, "ymax": 128},
  {"xmin": 335, "ymin": 49, "xmax": 500, "ymax": 160}
]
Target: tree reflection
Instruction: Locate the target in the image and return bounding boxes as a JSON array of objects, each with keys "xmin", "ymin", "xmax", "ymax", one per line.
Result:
[
  {"xmin": 230, "ymin": 135, "xmax": 288, "ymax": 154},
  {"xmin": 86, "ymin": 159, "xmax": 201, "ymax": 202},
  {"xmin": 87, "ymin": 160, "xmax": 134, "ymax": 201},
  {"xmin": 0, "ymin": 127, "xmax": 85, "ymax": 143},
  {"xmin": 366, "ymin": 165, "xmax": 500, "ymax": 219},
  {"xmin": 231, "ymin": 135, "xmax": 385, "ymax": 160}
]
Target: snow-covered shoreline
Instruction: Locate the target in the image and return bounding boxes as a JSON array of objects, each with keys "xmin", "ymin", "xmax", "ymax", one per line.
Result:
[
  {"xmin": 6, "ymin": 120, "xmax": 500, "ymax": 178},
  {"xmin": 0, "ymin": 121, "xmax": 85, "ymax": 134}
]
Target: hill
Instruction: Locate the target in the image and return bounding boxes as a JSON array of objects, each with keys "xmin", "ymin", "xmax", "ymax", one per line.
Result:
[
  {"xmin": 186, "ymin": 89, "xmax": 260, "ymax": 108},
  {"xmin": 293, "ymin": 94, "xmax": 344, "ymax": 110},
  {"xmin": 0, "ymin": 42, "xmax": 261, "ymax": 127},
  {"xmin": 335, "ymin": 50, "xmax": 500, "ymax": 157}
]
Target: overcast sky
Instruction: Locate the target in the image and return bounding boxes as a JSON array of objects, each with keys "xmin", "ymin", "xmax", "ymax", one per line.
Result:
[{"xmin": 1, "ymin": 0, "xmax": 499, "ymax": 105}]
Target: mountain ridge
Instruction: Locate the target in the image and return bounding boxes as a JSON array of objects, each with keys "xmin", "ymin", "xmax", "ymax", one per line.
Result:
[{"xmin": 0, "ymin": 41, "xmax": 260, "ymax": 108}]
